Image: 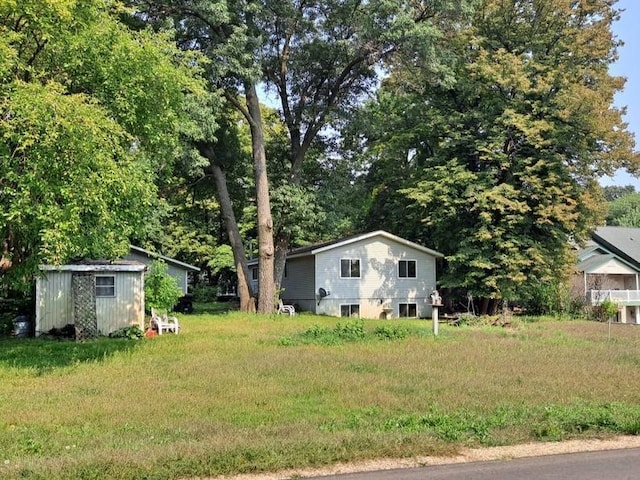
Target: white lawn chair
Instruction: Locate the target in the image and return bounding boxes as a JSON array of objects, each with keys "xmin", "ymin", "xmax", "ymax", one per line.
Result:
[
  {"xmin": 151, "ymin": 308, "xmax": 180, "ymax": 334},
  {"xmin": 277, "ymin": 299, "xmax": 296, "ymax": 316}
]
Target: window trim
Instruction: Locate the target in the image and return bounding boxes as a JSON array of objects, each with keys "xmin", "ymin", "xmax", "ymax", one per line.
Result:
[
  {"xmin": 398, "ymin": 259, "xmax": 417, "ymax": 279},
  {"xmin": 399, "ymin": 302, "xmax": 417, "ymax": 318},
  {"xmin": 340, "ymin": 258, "xmax": 361, "ymax": 278},
  {"xmin": 95, "ymin": 275, "xmax": 116, "ymax": 298}
]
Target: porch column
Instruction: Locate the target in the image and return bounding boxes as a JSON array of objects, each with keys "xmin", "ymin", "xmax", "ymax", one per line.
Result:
[
  {"xmin": 636, "ymin": 306, "xmax": 640, "ymax": 325},
  {"xmin": 584, "ymin": 272, "xmax": 588, "ymax": 300}
]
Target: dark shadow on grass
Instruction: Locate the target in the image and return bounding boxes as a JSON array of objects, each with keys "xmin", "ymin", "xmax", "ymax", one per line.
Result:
[{"xmin": 0, "ymin": 337, "xmax": 140, "ymax": 373}]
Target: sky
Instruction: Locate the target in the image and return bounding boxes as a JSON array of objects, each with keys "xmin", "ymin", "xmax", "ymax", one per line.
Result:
[{"xmin": 601, "ymin": 0, "xmax": 640, "ymax": 189}]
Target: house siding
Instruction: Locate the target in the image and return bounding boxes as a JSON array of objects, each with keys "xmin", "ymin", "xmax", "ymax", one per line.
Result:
[
  {"xmin": 125, "ymin": 251, "xmax": 189, "ymax": 294},
  {"xmin": 313, "ymin": 236, "xmax": 437, "ymax": 319},
  {"xmin": 36, "ymin": 270, "xmax": 145, "ymax": 335},
  {"xmin": 280, "ymin": 256, "xmax": 316, "ymax": 311}
]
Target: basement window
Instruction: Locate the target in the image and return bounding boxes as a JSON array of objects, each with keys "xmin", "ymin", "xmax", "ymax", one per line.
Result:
[
  {"xmin": 340, "ymin": 304, "xmax": 360, "ymax": 318},
  {"xmin": 399, "ymin": 303, "xmax": 417, "ymax": 318}
]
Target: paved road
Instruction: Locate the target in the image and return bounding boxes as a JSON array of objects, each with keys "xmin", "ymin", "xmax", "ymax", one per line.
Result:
[{"xmin": 315, "ymin": 448, "xmax": 640, "ymax": 479}]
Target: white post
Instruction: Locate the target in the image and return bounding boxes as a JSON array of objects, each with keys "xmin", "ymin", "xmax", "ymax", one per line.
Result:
[
  {"xmin": 635, "ymin": 306, "xmax": 640, "ymax": 325},
  {"xmin": 432, "ymin": 305, "xmax": 439, "ymax": 336}
]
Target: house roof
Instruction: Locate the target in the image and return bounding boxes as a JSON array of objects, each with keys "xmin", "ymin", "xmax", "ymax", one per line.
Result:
[
  {"xmin": 577, "ymin": 252, "xmax": 638, "ymax": 275},
  {"xmin": 591, "ymin": 226, "xmax": 640, "ymax": 269},
  {"xmin": 248, "ymin": 231, "xmax": 443, "ymax": 263},
  {"xmin": 129, "ymin": 245, "xmax": 200, "ymax": 272}
]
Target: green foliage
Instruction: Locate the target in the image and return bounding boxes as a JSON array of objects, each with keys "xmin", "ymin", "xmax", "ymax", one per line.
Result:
[
  {"xmin": 192, "ymin": 285, "xmax": 220, "ymax": 303},
  {"xmin": 108, "ymin": 325, "xmax": 144, "ymax": 340},
  {"xmin": 0, "ymin": 0, "xmax": 211, "ymax": 292},
  {"xmin": 602, "ymin": 185, "xmax": 636, "ymax": 202},
  {"xmin": 519, "ymin": 279, "xmax": 586, "ymax": 318},
  {"xmin": 280, "ymin": 320, "xmax": 417, "ymax": 346},
  {"xmin": 598, "ymin": 299, "xmax": 619, "ymax": 322},
  {"xmin": 373, "ymin": 324, "xmax": 409, "ymax": 341},
  {"xmin": 606, "ymin": 192, "xmax": 640, "ymax": 227},
  {"xmin": 144, "ymin": 260, "xmax": 183, "ymax": 311},
  {"xmin": 354, "ymin": 0, "xmax": 634, "ymax": 303}
]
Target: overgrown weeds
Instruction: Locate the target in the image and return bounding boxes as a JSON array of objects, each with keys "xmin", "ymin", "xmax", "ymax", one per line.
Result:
[{"xmin": 278, "ymin": 320, "xmax": 414, "ymax": 345}]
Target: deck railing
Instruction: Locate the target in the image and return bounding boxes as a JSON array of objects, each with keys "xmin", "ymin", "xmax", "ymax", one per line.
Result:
[{"xmin": 588, "ymin": 290, "xmax": 640, "ymax": 305}]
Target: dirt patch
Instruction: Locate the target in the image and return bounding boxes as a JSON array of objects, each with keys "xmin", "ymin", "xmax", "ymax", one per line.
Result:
[{"xmin": 202, "ymin": 436, "xmax": 640, "ymax": 480}]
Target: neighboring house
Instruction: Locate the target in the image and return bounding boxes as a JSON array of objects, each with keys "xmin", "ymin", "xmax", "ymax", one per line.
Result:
[
  {"xmin": 576, "ymin": 226, "xmax": 640, "ymax": 324},
  {"xmin": 249, "ymin": 230, "xmax": 443, "ymax": 319},
  {"xmin": 36, "ymin": 261, "xmax": 146, "ymax": 337},
  {"xmin": 125, "ymin": 245, "xmax": 200, "ymax": 295}
]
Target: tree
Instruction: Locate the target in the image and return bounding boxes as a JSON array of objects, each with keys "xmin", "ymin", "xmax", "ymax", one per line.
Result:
[
  {"xmin": 606, "ymin": 192, "xmax": 640, "ymax": 227},
  {"xmin": 0, "ymin": 0, "xmax": 209, "ymax": 293},
  {"xmin": 132, "ymin": 0, "xmax": 474, "ymax": 312},
  {"xmin": 354, "ymin": 0, "xmax": 639, "ymax": 312},
  {"xmin": 602, "ymin": 185, "xmax": 636, "ymax": 202}
]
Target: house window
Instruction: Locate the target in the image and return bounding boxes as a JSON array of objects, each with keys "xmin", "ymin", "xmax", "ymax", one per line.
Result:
[
  {"xmin": 341, "ymin": 258, "xmax": 360, "ymax": 278},
  {"xmin": 251, "ymin": 267, "xmax": 258, "ymax": 281},
  {"xmin": 399, "ymin": 303, "xmax": 417, "ymax": 318},
  {"xmin": 399, "ymin": 260, "xmax": 417, "ymax": 278},
  {"xmin": 284, "ymin": 263, "xmax": 288, "ymax": 279},
  {"xmin": 95, "ymin": 275, "xmax": 115, "ymax": 297},
  {"xmin": 340, "ymin": 304, "xmax": 360, "ymax": 318}
]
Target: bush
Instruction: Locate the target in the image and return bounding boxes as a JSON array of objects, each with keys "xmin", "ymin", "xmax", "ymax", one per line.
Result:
[
  {"xmin": 597, "ymin": 299, "xmax": 619, "ymax": 322},
  {"xmin": 144, "ymin": 260, "xmax": 183, "ymax": 312},
  {"xmin": 108, "ymin": 325, "xmax": 144, "ymax": 339},
  {"xmin": 192, "ymin": 285, "xmax": 219, "ymax": 303}
]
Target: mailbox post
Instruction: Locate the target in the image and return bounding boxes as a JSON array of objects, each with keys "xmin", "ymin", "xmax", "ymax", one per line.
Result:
[{"xmin": 430, "ymin": 290, "xmax": 443, "ymax": 336}]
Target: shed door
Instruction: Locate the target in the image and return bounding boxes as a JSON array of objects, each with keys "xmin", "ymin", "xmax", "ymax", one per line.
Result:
[{"xmin": 72, "ymin": 273, "xmax": 98, "ymax": 339}]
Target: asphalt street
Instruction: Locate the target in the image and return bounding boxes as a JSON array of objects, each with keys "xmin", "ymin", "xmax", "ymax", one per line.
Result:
[{"xmin": 315, "ymin": 447, "xmax": 640, "ymax": 480}]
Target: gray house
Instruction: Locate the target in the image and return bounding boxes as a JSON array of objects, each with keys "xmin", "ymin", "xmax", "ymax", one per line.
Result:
[
  {"xmin": 125, "ymin": 245, "xmax": 200, "ymax": 295},
  {"xmin": 250, "ymin": 231, "xmax": 443, "ymax": 319}
]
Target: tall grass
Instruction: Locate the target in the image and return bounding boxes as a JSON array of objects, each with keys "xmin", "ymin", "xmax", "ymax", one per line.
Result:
[{"xmin": 1, "ymin": 313, "xmax": 639, "ymax": 479}]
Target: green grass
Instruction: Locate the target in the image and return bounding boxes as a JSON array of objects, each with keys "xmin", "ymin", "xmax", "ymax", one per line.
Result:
[{"xmin": 1, "ymin": 313, "xmax": 640, "ymax": 479}]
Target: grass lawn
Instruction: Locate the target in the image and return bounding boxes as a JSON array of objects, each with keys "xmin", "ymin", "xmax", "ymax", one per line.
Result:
[{"xmin": 1, "ymin": 311, "xmax": 640, "ymax": 479}]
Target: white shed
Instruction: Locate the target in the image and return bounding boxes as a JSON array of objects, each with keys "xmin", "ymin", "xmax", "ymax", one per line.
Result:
[{"xmin": 35, "ymin": 261, "xmax": 146, "ymax": 337}]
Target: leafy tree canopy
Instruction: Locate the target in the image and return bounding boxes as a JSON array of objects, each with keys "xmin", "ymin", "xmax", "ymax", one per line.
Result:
[
  {"xmin": 0, "ymin": 0, "xmax": 211, "ymax": 292},
  {"xmin": 352, "ymin": 0, "xmax": 638, "ymax": 306}
]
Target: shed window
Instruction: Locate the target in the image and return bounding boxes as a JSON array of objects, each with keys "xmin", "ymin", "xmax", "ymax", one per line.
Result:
[
  {"xmin": 399, "ymin": 260, "xmax": 417, "ymax": 278},
  {"xmin": 399, "ymin": 303, "xmax": 417, "ymax": 318},
  {"xmin": 340, "ymin": 259, "xmax": 360, "ymax": 278},
  {"xmin": 95, "ymin": 275, "xmax": 115, "ymax": 297},
  {"xmin": 340, "ymin": 304, "xmax": 360, "ymax": 318}
]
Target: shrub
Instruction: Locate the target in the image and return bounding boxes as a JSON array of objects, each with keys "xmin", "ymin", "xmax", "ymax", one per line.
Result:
[
  {"xmin": 597, "ymin": 299, "xmax": 619, "ymax": 322},
  {"xmin": 144, "ymin": 260, "xmax": 183, "ymax": 312},
  {"xmin": 373, "ymin": 324, "xmax": 409, "ymax": 340},
  {"xmin": 108, "ymin": 325, "xmax": 144, "ymax": 339}
]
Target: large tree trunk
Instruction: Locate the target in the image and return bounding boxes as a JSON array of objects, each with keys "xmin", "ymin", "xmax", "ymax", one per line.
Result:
[
  {"xmin": 196, "ymin": 143, "xmax": 255, "ymax": 313},
  {"xmin": 210, "ymin": 164, "xmax": 255, "ymax": 312},
  {"xmin": 246, "ymin": 82, "xmax": 276, "ymax": 313}
]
